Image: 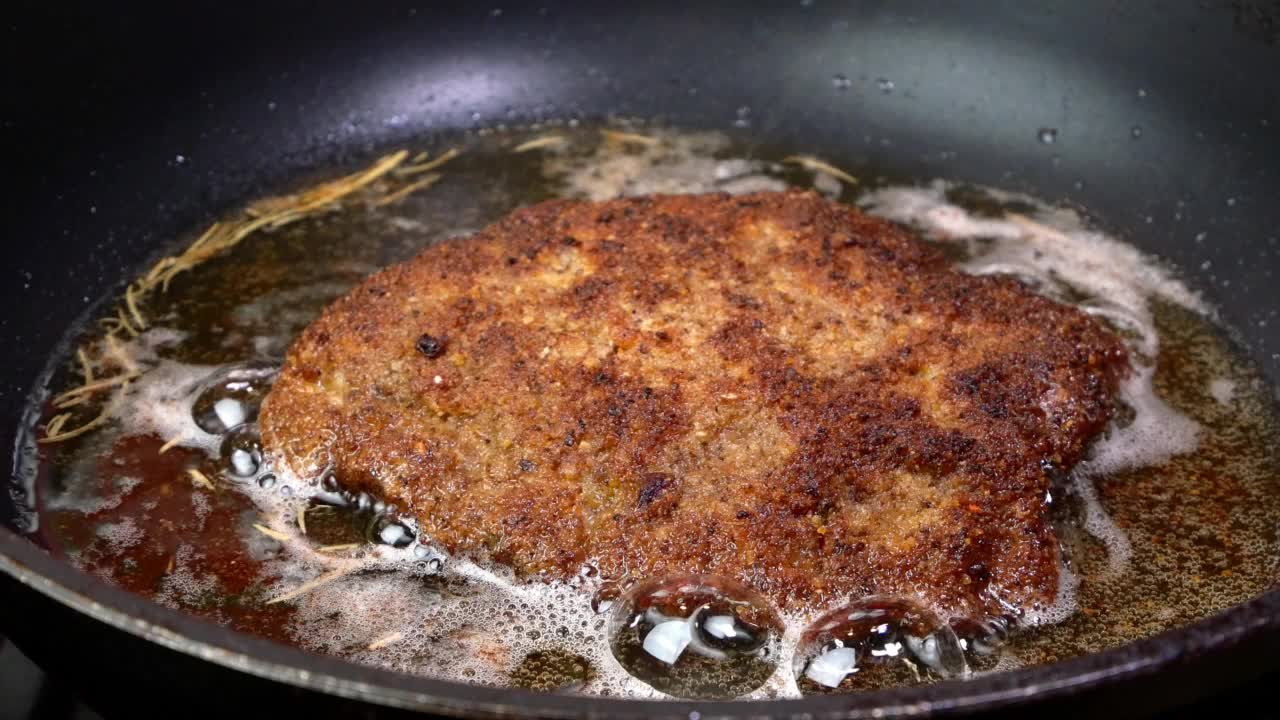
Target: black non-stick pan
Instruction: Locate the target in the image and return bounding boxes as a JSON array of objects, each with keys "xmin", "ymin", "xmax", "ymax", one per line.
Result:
[{"xmin": 3, "ymin": 2, "xmax": 1279, "ymax": 717}]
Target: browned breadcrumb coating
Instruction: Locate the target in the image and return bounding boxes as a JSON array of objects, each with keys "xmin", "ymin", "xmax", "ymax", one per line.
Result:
[{"xmin": 260, "ymin": 191, "xmax": 1127, "ymax": 620}]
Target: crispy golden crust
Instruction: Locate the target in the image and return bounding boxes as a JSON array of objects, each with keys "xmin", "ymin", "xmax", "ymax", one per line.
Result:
[{"xmin": 260, "ymin": 191, "xmax": 1126, "ymax": 619}]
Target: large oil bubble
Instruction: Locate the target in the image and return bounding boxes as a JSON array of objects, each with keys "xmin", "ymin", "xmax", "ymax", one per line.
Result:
[
  {"xmin": 608, "ymin": 574, "xmax": 782, "ymax": 699},
  {"xmin": 219, "ymin": 425, "xmax": 264, "ymax": 479},
  {"xmin": 793, "ymin": 596, "xmax": 967, "ymax": 694},
  {"xmin": 191, "ymin": 363, "xmax": 277, "ymax": 434},
  {"xmin": 949, "ymin": 614, "xmax": 1012, "ymax": 672}
]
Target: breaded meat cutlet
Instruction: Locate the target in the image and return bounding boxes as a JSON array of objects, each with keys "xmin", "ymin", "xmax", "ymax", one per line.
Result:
[{"xmin": 260, "ymin": 190, "xmax": 1127, "ymax": 620}]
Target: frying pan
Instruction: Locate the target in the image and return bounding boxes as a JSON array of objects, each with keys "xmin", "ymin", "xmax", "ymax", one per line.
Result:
[{"xmin": 3, "ymin": 1, "xmax": 1279, "ymax": 717}]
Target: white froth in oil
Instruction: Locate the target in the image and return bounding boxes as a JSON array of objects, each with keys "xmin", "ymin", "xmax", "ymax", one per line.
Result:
[
  {"xmin": 20, "ymin": 126, "xmax": 1280, "ymax": 700},
  {"xmin": 81, "ymin": 329, "xmax": 225, "ymax": 457},
  {"xmin": 158, "ymin": 543, "xmax": 220, "ymax": 608},
  {"xmin": 189, "ymin": 490, "xmax": 212, "ymax": 528},
  {"xmin": 1066, "ymin": 472, "xmax": 1133, "ymax": 579},
  {"xmin": 545, "ymin": 129, "xmax": 788, "ymax": 200},
  {"xmin": 94, "ymin": 517, "xmax": 144, "ymax": 550},
  {"xmin": 43, "ymin": 475, "xmax": 141, "ymax": 516}
]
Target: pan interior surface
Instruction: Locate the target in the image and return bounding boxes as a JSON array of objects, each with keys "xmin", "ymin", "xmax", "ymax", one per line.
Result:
[
  {"xmin": 11, "ymin": 121, "xmax": 1280, "ymax": 704},
  {"xmin": 4, "ymin": 1, "xmax": 1280, "ymax": 717}
]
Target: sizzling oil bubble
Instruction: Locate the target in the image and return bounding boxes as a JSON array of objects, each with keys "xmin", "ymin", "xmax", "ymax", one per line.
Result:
[
  {"xmin": 412, "ymin": 544, "xmax": 446, "ymax": 573},
  {"xmin": 372, "ymin": 516, "xmax": 416, "ymax": 548},
  {"xmin": 793, "ymin": 597, "xmax": 967, "ymax": 694},
  {"xmin": 590, "ymin": 580, "xmax": 621, "ymax": 615},
  {"xmin": 608, "ymin": 575, "xmax": 782, "ymax": 699},
  {"xmin": 191, "ymin": 363, "xmax": 277, "ymax": 434},
  {"xmin": 220, "ymin": 425, "xmax": 264, "ymax": 479},
  {"xmin": 948, "ymin": 614, "xmax": 1012, "ymax": 670}
]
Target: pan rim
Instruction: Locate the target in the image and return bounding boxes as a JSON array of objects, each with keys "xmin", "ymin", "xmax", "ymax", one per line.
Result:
[{"xmin": 2, "ymin": 524, "xmax": 1276, "ymax": 718}]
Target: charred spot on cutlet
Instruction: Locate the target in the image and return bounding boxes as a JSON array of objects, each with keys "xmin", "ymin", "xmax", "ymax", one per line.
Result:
[
  {"xmin": 637, "ymin": 473, "xmax": 676, "ymax": 507},
  {"xmin": 415, "ymin": 334, "xmax": 446, "ymax": 358}
]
